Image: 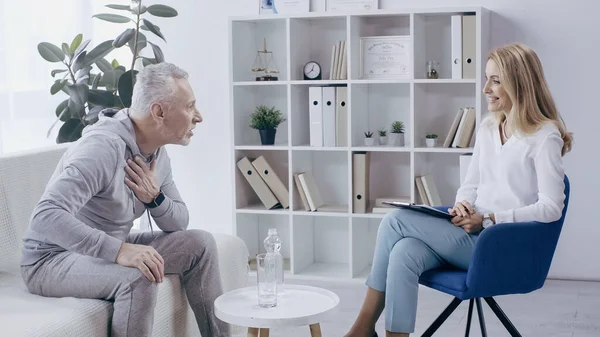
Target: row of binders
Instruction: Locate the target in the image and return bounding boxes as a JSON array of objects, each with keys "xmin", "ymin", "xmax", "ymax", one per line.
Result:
[
  {"xmin": 329, "ymin": 40, "xmax": 348, "ymax": 80},
  {"xmin": 451, "ymin": 14, "xmax": 476, "ymax": 79},
  {"xmin": 237, "ymin": 156, "xmax": 289, "ymax": 210},
  {"xmin": 309, "ymin": 86, "xmax": 348, "ymax": 147},
  {"xmin": 442, "ymin": 107, "xmax": 476, "ymax": 148}
]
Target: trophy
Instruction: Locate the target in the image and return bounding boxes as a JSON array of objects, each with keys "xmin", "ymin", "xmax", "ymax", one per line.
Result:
[{"xmin": 252, "ymin": 38, "xmax": 280, "ymax": 81}]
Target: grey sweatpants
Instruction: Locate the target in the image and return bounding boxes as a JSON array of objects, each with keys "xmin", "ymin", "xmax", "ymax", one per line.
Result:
[{"xmin": 21, "ymin": 229, "xmax": 230, "ymax": 337}]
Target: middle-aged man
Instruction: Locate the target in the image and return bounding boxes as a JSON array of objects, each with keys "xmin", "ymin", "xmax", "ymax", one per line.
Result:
[{"xmin": 19, "ymin": 62, "xmax": 230, "ymax": 337}]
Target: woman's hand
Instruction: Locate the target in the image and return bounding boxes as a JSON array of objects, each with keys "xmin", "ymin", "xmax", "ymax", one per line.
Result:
[
  {"xmin": 452, "ymin": 213, "xmax": 484, "ymax": 234},
  {"xmin": 448, "ymin": 200, "xmax": 476, "ymax": 218}
]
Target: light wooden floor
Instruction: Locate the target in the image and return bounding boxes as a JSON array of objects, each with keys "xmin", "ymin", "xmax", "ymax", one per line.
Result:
[{"xmin": 239, "ymin": 277, "xmax": 600, "ymax": 337}]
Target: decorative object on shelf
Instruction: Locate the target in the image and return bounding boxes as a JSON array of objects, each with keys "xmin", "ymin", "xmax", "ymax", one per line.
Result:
[
  {"xmin": 389, "ymin": 121, "xmax": 405, "ymax": 146},
  {"xmin": 364, "ymin": 131, "xmax": 374, "ymax": 146},
  {"xmin": 258, "ymin": 0, "xmax": 309, "ymax": 14},
  {"xmin": 360, "ymin": 35, "xmax": 411, "ymax": 79},
  {"xmin": 303, "ymin": 61, "xmax": 322, "ymax": 80},
  {"xmin": 252, "ymin": 38, "xmax": 280, "ymax": 81},
  {"xmin": 37, "ymin": 1, "xmax": 179, "ymax": 143},
  {"xmin": 378, "ymin": 129, "xmax": 387, "ymax": 145},
  {"xmin": 326, "ymin": 0, "xmax": 378, "ymax": 11},
  {"xmin": 426, "ymin": 134, "xmax": 438, "ymax": 147},
  {"xmin": 249, "ymin": 105, "xmax": 286, "ymax": 145},
  {"xmin": 426, "ymin": 60, "xmax": 440, "ymax": 79}
]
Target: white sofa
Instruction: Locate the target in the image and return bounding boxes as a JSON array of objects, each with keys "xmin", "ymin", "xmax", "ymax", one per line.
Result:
[{"xmin": 0, "ymin": 144, "xmax": 249, "ymax": 337}]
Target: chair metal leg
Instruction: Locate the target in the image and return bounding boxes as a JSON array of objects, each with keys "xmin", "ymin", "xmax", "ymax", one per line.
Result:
[
  {"xmin": 484, "ymin": 297, "xmax": 523, "ymax": 337},
  {"xmin": 464, "ymin": 299, "xmax": 474, "ymax": 337},
  {"xmin": 475, "ymin": 298, "xmax": 487, "ymax": 337},
  {"xmin": 421, "ymin": 297, "xmax": 462, "ymax": 337}
]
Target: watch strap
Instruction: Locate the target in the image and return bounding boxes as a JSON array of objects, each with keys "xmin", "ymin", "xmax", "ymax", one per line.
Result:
[{"xmin": 144, "ymin": 191, "xmax": 165, "ymax": 209}]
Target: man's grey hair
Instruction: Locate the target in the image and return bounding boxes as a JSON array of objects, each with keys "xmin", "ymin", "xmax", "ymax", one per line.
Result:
[{"xmin": 130, "ymin": 62, "xmax": 189, "ymax": 116}]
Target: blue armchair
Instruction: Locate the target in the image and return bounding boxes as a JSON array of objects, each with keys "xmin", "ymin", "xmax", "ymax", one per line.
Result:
[{"xmin": 418, "ymin": 175, "xmax": 570, "ymax": 337}]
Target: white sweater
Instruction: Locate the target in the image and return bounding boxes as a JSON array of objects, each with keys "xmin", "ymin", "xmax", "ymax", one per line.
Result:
[{"xmin": 455, "ymin": 116, "xmax": 566, "ymax": 226}]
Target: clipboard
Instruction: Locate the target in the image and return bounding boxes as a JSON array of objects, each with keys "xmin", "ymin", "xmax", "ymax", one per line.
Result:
[{"xmin": 382, "ymin": 201, "xmax": 453, "ymax": 220}]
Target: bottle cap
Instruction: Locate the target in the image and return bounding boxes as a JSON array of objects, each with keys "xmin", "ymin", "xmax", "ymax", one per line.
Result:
[{"xmin": 268, "ymin": 228, "xmax": 277, "ymax": 235}]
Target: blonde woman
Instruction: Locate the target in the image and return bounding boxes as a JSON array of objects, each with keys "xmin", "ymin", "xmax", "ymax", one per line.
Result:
[{"xmin": 344, "ymin": 43, "xmax": 573, "ymax": 337}]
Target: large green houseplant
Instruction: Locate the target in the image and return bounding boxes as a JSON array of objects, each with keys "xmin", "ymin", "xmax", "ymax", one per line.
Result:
[{"xmin": 38, "ymin": 1, "xmax": 178, "ymax": 143}]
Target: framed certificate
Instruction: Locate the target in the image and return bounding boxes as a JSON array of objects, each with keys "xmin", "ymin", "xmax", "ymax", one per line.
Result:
[
  {"xmin": 360, "ymin": 35, "xmax": 412, "ymax": 79},
  {"xmin": 326, "ymin": 0, "xmax": 378, "ymax": 12}
]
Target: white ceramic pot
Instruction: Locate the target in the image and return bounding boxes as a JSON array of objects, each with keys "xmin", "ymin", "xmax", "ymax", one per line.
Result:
[
  {"xmin": 364, "ymin": 137, "xmax": 375, "ymax": 146},
  {"xmin": 389, "ymin": 133, "xmax": 405, "ymax": 146},
  {"xmin": 426, "ymin": 138, "xmax": 437, "ymax": 147},
  {"xmin": 379, "ymin": 136, "xmax": 387, "ymax": 145}
]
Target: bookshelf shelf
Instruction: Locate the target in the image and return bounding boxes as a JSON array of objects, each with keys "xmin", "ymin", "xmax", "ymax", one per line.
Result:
[{"xmin": 229, "ymin": 6, "xmax": 490, "ymax": 281}]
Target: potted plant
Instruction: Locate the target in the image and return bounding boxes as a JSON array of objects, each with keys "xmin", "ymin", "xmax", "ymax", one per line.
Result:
[
  {"xmin": 364, "ymin": 131, "xmax": 374, "ymax": 146},
  {"xmin": 389, "ymin": 121, "xmax": 405, "ymax": 146},
  {"xmin": 426, "ymin": 134, "xmax": 438, "ymax": 147},
  {"xmin": 249, "ymin": 105, "xmax": 286, "ymax": 145},
  {"xmin": 378, "ymin": 128, "xmax": 387, "ymax": 145}
]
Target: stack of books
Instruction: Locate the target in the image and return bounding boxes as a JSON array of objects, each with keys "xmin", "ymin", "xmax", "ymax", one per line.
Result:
[
  {"xmin": 443, "ymin": 107, "xmax": 476, "ymax": 148},
  {"xmin": 329, "ymin": 40, "xmax": 347, "ymax": 80},
  {"xmin": 236, "ymin": 155, "xmax": 289, "ymax": 210}
]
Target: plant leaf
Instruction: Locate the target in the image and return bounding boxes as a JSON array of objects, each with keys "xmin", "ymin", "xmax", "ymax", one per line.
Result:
[
  {"xmin": 111, "ymin": 59, "xmax": 119, "ymax": 68},
  {"xmin": 92, "ymin": 13, "xmax": 132, "ymax": 24},
  {"xmin": 148, "ymin": 42, "xmax": 164, "ymax": 63},
  {"xmin": 72, "ymin": 51, "xmax": 87, "ymax": 73},
  {"xmin": 91, "ymin": 73, "xmax": 102, "ymax": 89},
  {"xmin": 146, "ymin": 4, "xmax": 178, "ymax": 17},
  {"xmin": 70, "ymin": 34, "xmax": 83, "ymax": 54},
  {"xmin": 118, "ymin": 70, "xmax": 138, "ymax": 107},
  {"xmin": 88, "ymin": 89, "xmax": 115, "ymax": 106},
  {"xmin": 57, "ymin": 118, "xmax": 85, "ymax": 143},
  {"xmin": 84, "ymin": 106, "xmax": 104, "ymax": 125},
  {"xmin": 141, "ymin": 57, "xmax": 156, "ymax": 67},
  {"xmin": 51, "ymin": 69, "xmax": 68, "ymax": 77},
  {"xmin": 95, "ymin": 58, "xmax": 113, "ymax": 74},
  {"xmin": 83, "ymin": 40, "xmax": 115, "ymax": 68},
  {"xmin": 75, "ymin": 66, "xmax": 92, "ymax": 84},
  {"xmin": 142, "ymin": 19, "xmax": 166, "ymax": 42},
  {"xmin": 105, "ymin": 4, "xmax": 131, "ymax": 10},
  {"xmin": 51, "ymin": 79, "xmax": 68, "ymax": 95},
  {"xmin": 73, "ymin": 39, "xmax": 91, "ymax": 58},
  {"xmin": 55, "ymin": 99, "xmax": 70, "ymax": 122},
  {"xmin": 67, "ymin": 83, "xmax": 89, "ymax": 107},
  {"xmin": 113, "ymin": 28, "xmax": 135, "ymax": 48},
  {"xmin": 61, "ymin": 43, "xmax": 71, "ymax": 59},
  {"xmin": 38, "ymin": 42, "xmax": 65, "ymax": 62},
  {"xmin": 128, "ymin": 32, "xmax": 147, "ymax": 54}
]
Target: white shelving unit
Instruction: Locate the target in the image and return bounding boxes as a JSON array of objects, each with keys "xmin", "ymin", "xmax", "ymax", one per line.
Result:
[{"xmin": 229, "ymin": 7, "xmax": 491, "ymax": 281}]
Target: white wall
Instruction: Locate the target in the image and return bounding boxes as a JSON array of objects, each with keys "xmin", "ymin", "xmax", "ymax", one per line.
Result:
[{"xmin": 158, "ymin": 0, "xmax": 600, "ymax": 281}]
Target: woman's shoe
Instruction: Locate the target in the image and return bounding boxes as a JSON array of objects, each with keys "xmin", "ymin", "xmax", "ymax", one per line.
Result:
[{"xmin": 373, "ymin": 332, "xmax": 378, "ymax": 337}]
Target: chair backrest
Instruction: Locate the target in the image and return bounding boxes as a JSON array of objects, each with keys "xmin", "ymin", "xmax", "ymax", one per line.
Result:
[{"xmin": 0, "ymin": 144, "xmax": 69, "ymax": 271}]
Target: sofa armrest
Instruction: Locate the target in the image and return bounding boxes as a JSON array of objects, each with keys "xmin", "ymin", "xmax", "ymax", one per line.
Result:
[{"xmin": 466, "ymin": 220, "xmax": 562, "ymax": 297}]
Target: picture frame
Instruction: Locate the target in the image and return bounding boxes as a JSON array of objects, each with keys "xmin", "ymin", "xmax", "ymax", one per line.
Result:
[
  {"xmin": 259, "ymin": 0, "xmax": 310, "ymax": 14},
  {"xmin": 326, "ymin": 0, "xmax": 378, "ymax": 12},
  {"xmin": 360, "ymin": 35, "xmax": 412, "ymax": 79}
]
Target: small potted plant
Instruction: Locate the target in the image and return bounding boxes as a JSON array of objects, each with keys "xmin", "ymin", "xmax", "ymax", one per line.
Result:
[
  {"xmin": 378, "ymin": 128, "xmax": 387, "ymax": 145},
  {"xmin": 426, "ymin": 134, "xmax": 438, "ymax": 147},
  {"xmin": 249, "ymin": 105, "xmax": 286, "ymax": 145},
  {"xmin": 389, "ymin": 121, "xmax": 405, "ymax": 146},
  {"xmin": 364, "ymin": 131, "xmax": 374, "ymax": 146}
]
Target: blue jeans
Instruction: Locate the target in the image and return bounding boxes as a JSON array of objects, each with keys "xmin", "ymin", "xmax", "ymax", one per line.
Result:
[{"xmin": 366, "ymin": 209, "xmax": 479, "ymax": 333}]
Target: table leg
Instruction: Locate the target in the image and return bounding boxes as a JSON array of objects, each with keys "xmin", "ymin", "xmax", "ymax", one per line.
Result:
[
  {"xmin": 309, "ymin": 323, "xmax": 322, "ymax": 337},
  {"xmin": 247, "ymin": 327, "xmax": 270, "ymax": 337}
]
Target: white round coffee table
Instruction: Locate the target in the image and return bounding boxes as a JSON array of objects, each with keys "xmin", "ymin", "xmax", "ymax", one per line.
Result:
[{"xmin": 215, "ymin": 284, "xmax": 340, "ymax": 337}]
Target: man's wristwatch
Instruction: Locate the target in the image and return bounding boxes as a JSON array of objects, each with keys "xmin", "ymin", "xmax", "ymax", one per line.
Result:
[
  {"xmin": 144, "ymin": 191, "xmax": 165, "ymax": 209},
  {"xmin": 482, "ymin": 213, "xmax": 494, "ymax": 228}
]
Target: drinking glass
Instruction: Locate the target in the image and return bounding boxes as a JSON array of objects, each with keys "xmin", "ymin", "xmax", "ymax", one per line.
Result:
[{"xmin": 256, "ymin": 253, "xmax": 277, "ymax": 308}]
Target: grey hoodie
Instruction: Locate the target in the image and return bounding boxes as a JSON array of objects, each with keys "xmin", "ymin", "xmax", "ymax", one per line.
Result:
[{"xmin": 20, "ymin": 108, "xmax": 189, "ymax": 266}]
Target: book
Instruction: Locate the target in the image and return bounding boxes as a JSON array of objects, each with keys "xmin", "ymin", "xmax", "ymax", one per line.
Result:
[{"xmin": 382, "ymin": 201, "xmax": 453, "ymax": 220}]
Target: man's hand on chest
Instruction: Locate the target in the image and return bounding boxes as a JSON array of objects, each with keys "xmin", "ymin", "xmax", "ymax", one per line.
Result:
[{"xmin": 124, "ymin": 156, "xmax": 160, "ymax": 204}]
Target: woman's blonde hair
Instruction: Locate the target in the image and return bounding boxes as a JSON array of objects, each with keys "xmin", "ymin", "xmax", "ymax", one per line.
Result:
[{"xmin": 488, "ymin": 43, "xmax": 573, "ymax": 155}]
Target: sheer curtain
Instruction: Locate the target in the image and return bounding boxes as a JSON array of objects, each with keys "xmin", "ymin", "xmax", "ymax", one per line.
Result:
[{"xmin": 0, "ymin": 0, "xmax": 133, "ymax": 155}]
